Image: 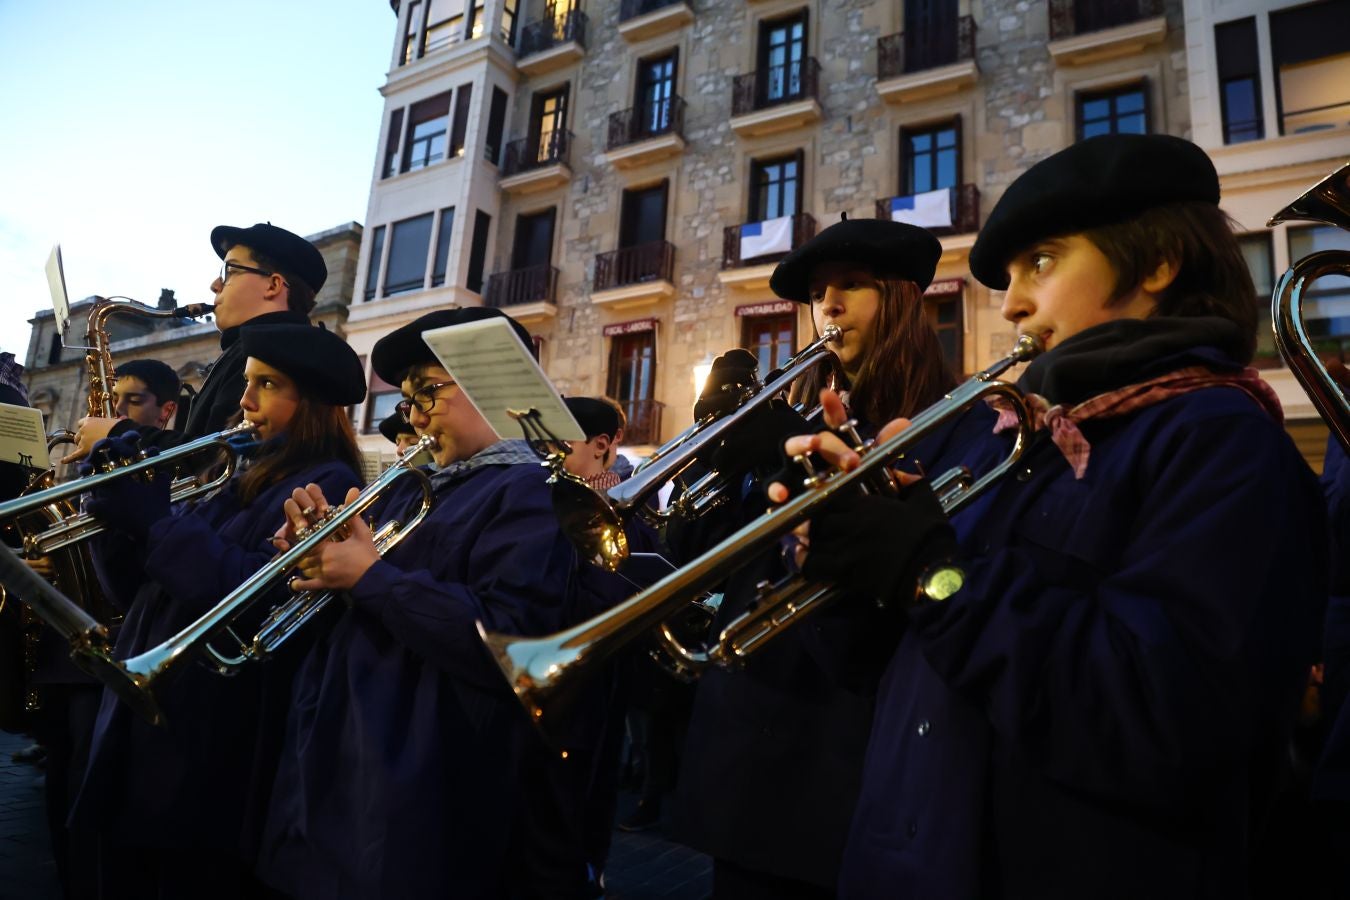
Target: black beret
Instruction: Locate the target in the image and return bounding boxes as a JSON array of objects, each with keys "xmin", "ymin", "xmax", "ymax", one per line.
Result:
[
  {"xmin": 770, "ymin": 217, "xmax": 943, "ymax": 301},
  {"xmin": 378, "ymin": 410, "xmax": 416, "ymax": 444},
  {"xmin": 113, "ymin": 359, "xmax": 180, "ymax": 403},
  {"xmin": 371, "ymin": 307, "xmax": 534, "ymax": 386},
  {"xmin": 969, "ymin": 134, "xmax": 1221, "ymax": 290},
  {"xmin": 238, "ymin": 324, "xmax": 366, "ymax": 406},
  {"xmin": 564, "ymin": 397, "xmax": 622, "ymax": 440},
  {"xmin": 210, "ymin": 222, "xmax": 328, "ymax": 294}
]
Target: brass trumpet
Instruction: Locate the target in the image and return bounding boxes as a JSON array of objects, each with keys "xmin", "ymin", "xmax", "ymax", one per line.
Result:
[
  {"xmin": 553, "ymin": 325, "xmax": 842, "ymax": 572},
  {"xmin": 0, "ymin": 422, "xmax": 257, "ymax": 558},
  {"xmin": 111, "ymin": 435, "xmax": 436, "ymax": 716},
  {"xmin": 480, "ymin": 335, "xmax": 1044, "ymax": 728},
  {"xmin": 1268, "ymin": 161, "xmax": 1350, "ymax": 452}
]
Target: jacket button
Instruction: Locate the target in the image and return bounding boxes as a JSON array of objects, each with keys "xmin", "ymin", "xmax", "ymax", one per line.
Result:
[
  {"xmin": 1016, "ymin": 466, "xmax": 1033, "ymax": 482},
  {"xmin": 917, "ymin": 720, "xmax": 930, "ymax": 737}
]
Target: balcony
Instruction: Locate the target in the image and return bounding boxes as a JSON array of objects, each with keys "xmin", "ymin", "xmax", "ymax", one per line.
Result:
[
  {"xmin": 483, "ymin": 264, "xmax": 559, "ymax": 324},
  {"xmin": 876, "ymin": 184, "xmax": 981, "ymax": 239},
  {"xmin": 876, "ymin": 16, "xmax": 978, "ymax": 104},
  {"xmin": 604, "ymin": 96, "xmax": 687, "ymax": 169},
  {"xmin": 618, "ymin": 0, "xmax": 693, "ymax": 42},
  {"xmin": 1047, "ymin": 0, "xmax": 1166, "ymax": 66},
  {"xmin": 516, "ymin": 9, "xmax": 587, "ymax": 76},
  {"xmin": 499, "ymin": 130, "xmax": 572, "ymax": 194},
  {"xmin": 730, "ymin": 58, "xmax": 822, "ymax": 138},
  {"xmin": 592, "ymin": 240, "xmax": 677, "ymax": 308},
  {"xmin": 620, "ymin": 398, "xmax": 665, "ymax": 446},
  {"xmin": 718, "ymin": 212, "xmax": 816, "ymax": 290}
]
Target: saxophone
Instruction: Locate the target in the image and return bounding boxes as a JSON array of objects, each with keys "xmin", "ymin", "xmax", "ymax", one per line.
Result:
[{"xmin": 11, "ymin": 296, "xmax": 211, "ymax": 711}]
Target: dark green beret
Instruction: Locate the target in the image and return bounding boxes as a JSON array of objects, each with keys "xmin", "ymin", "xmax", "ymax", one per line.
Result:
[
  {"xmin": 371, "ymin": 307, "xmax": 534, "ymax": 385},
  {"xmin": 238, "ymin": 324, "xmax": 365, "ymax": 406},
  {"xmin": 969, "ymin": 134, "xmax": 1221, "ymax": 289},
  {"xmin": 769, "ymin": 218, "xmax": 943, "ymax": 302},
  {"xmin": 210, "ymin": 222, "xmax": 328, "ymax": 294}
]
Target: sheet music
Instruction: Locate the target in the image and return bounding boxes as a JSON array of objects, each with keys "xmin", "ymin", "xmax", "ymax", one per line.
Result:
[
  {"xmin": 0, "ymin": 403, "xmax": 50, "ymax": 470},
  {"xmin": 45, "ymin": 245, "xmax": 71, "ymax": 336},
  {"xmin": 421, "ymin": 317, "xmax": 586, "ymax": 442}
]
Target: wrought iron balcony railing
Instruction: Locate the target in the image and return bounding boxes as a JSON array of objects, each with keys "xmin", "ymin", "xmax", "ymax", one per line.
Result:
[
  {"xmin": 878, "ymin": 15, "xmax": 976, "ymax": 79},
  {"xmin": 500, "ymin": 130, "xmax": 573, "ymax": 178},
  {"xmin": 594, "ymin": 240, "xmax": 676, "ymax": 292},
  {"xmin": 1049, "ymin": 0, "xmax": 1163, "ymax": 40},
  {"xmin": 874, "ymin": 183, "xmax": 981, "ymax": 237},
  {"xmin": 607, "ymin": 96, "xmax": 686, "ymax": 149},
  {"xmin": 721, "ymin": 212, "xmax": 816, "ymax": 269},
  {"xmin": 518, "ymin": 8, "xmax": 588, "ymax": 56},
  {"xmin": 731, "ymin": 57, "xmax": 821, "ymax": 117},
  {"xmin": 484, "ymin": 265, "xmax": 559, "ymax": 308}
]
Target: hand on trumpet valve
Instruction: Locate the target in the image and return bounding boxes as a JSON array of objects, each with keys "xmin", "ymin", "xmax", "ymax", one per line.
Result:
[
  {"xmin": 282, "ymin": 486, "xmax": 380, "ymax": 593},
  {"xmin": 83, "ymin": 435, "xmax": 171, "ymax": 540},
  {"xmin": 59, "ymin": 416, "xmax": 124, "ymax": 466}
]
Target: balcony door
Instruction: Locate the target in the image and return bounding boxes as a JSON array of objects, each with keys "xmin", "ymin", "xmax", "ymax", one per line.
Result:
[
  {"xmin": 904, "ymin": 0, "xmax": 957, "ymax": 71},
  {"xmin": 637, "ymin": 52, "xmax": 677, "ymax": 135},
  {"xmin": 531, "ymin": 85, "xmax": 569, "ymax": 163},
  {"xmin": 750, "ymin": 153, "xmax": 802, "ymax": 222},
  {"xmin": 901, "ymin": 120, "xmax": 960, "ymax": 194},
  {"xmin": 512, "ymin": 209, "xmax": 556, "ymax": 270},
  {"xmin": 607, "ymin": 331, "xmax": 657, "ymax": 442},
  {"xmin": 759, "ymin": 13, "xmax": 806, "ymax": 103},
  {"xmin": 619, "ymin": 182, "xmax": 668, "ymax": 249}
]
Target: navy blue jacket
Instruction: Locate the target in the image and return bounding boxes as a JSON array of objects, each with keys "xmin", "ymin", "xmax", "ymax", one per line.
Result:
[
  {"xmin": 257, "ymin": 457, "xmax": 589, "ymax": 900},
  {"xmin": 74, "ymin": 459, "xmax": 361, "ymax": 856},
  {"xmin": 840, "ymin": 379, "xmax": 1326, "ymax": 899}
]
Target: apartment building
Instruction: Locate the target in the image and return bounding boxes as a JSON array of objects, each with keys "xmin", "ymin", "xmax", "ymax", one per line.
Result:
[{"xmin": 352, "ymin": 0, "xmax": 1347, "ymax": 457}]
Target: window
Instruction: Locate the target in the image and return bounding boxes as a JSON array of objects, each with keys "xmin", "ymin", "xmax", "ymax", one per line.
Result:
[
  {"xmin": 901, "ymin": 120, "xmax": 960, "ymax": 193},
  {"xmin": 364, "ymin": 225, "xmax": 386, "ymax": 301},
  {"xmin": 607, "ymin": 331, "xmax": 658, "ymax": 441},
  {"xmin": 750, "ymin": 153, "xmax": 803, "ymax": 221},
  {"xmin": 1076, "ymin": 82, "xmax": 1149, "ymax": 139},
  {"xmin": 47, "ymin": 332, "xmax": 62, "ymax": 365},
  {"xmin": 637, "ymin": 51, "xmax": 678, "ymax": 136},
  {"xmin": 365, "ymin": 368, "xmax": 402, "ymax": 434},
  {"xmin": 759, "ymin": 12, "xmax": 807, "ymax": 103},
  {"xmin": 485, "ymin": 87, "xmax": 509, "ymax": 165},
  {"xmin": 384, "ymin": 213, "xmax": 434, "ymax": 295},
  {"xmin": 531, "ymin": 85, "xmax": 569, "ymax": 163},
  {"xmin": 924, "ymin": 294, "xmax": 963, "ymax": 375},
  {"xmin": 512, "ymin": 209, "xmax": 556, "ymax": 270},
  {"xmin": 619, "ymin": 183, "xmax": 668, "ymax": 248},
  {"xmin": 1270, "ymin": 1, "xmax": 1350, "ymax": 135},
  {"xmin": 466, "ymin": 210, "xmax": 492, "ymax": 294},
  {"xmin": 422, "ymin": 0, "xmax": 466, "ymax": 54},
  {"xmin": 401, "ymin": 1, "xmax": 422, "ymax": 65},
  {"xmin": 1216, "ymin": 18, "xmax": 1263, "ymax": 144},
  {"xmin": 1288, "ymin": 225, "xmax": 1350, "ymax": 362},
  {"xmin": 501, "ymin": 0, "xmax": 519, "ymax": 44},
  {"xmin": 403, "ymin": 92, "xmax": 451, "ymax": 172},
  {"xmin": 1240, "ymin": 233, "xmax": 1278, "ymax": 367},
  {"xmin": 431, "ymin": 208, "xmax": 456, "ymax": 287},
  {"xmin": 449, "ymin": 83, "xmax": 473, "ymax": 158},
  {"xmin": 382, "ymin": 109, "xmax": 405, "ymax": 179},
  {"xmin": 903, "ymin": 0, "xmax": 958, "ymax": 72},
  {"xmin": 742, "ymin": 314, "xmax": 796, "ymax": 374}
]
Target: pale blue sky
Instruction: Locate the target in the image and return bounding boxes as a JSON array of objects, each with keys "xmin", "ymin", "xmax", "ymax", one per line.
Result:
[{"xmin": 0, "ymin": 0, "xmax": 394, "ymax": 363}]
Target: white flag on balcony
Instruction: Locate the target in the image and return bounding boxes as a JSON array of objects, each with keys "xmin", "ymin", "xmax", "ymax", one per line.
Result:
[
  {"xmin": 889, "ymin": 188, "xmax": 953, "ymax": 229},
  {"xmin": 739, "ymin": 215, "xmax": 794, "ymax": 260}
]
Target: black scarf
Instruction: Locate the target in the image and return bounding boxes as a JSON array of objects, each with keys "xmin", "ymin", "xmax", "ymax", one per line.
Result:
[{"xmin": 1017, "ymin": 316, "xmax": 1250, "ymax": 407}]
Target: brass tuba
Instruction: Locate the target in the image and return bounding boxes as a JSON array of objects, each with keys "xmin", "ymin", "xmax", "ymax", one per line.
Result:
[{"xmin": 1268, "ymin": 162, "xmax": 1350, "ymax": 452}]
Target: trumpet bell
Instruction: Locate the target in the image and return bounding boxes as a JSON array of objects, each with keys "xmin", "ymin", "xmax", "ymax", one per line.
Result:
[
  {"xmin": 549, "ymin": 470, "xmax": 629, "ymax": 572},
  {"xmin": 1267, "ymin": 163, "xmax": 1350, "ymax": 229}
]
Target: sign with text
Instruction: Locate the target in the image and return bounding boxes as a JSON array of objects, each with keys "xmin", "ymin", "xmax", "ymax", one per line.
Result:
[
  {"xmin": 422, "ymin": 318, "xmax": 585, "ymax": 443},
  {"xmin": 602, "ymin": 318, "xmax": 657, "ymax": 337},
  {"xmin": 735, "ymin": 300, "xmax": 796, "ymax": 317},
  {"xmin": 0, "ymin": 403, "xmax": 50, "ymax": 470},
  {"xmin": 925, "ymin": 278, "xmax": 965, "ymax": 297}
]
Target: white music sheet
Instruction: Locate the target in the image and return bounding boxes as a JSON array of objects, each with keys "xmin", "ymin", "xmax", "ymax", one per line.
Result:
[
  {"xmin": 421, "ymin": 317, "xmax": 585, "ymax": 442},
  {"xmin": 0, "ymin": 403, "xmax": 50, "ymax": 470},
  {"xmin": 45, "ymin": 245, "xmax": 71, "ymax": 336}
]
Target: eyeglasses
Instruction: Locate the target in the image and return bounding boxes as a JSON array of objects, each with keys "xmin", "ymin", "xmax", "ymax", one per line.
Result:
[
  {"xmin": 219, "ymin": 260, "xmax": 287, "ymax": 287},
  {"xmin": 396, "ymin": 380, "xmax": 457, "ymax": 420}
]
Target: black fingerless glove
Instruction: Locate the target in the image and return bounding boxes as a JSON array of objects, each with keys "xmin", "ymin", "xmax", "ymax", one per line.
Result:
[
  {"xmin": 803, "ymin": 481, "xmax": 958, "ymax": 609},
  {"xmin": 693, "ymin": 349, "xmax": 759, "ymax": 422}
]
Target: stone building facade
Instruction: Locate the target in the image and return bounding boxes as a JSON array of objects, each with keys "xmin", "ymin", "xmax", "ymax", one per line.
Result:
[
  {"xmin": 313, "ymin": 0, "xmax": 1349, "ymax": 461},
  {"xmin": 21, "ymin": 223, "xmax": 363, "ymax": 477}
]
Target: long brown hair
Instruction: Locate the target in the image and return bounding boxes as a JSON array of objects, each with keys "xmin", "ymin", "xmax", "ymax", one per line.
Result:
[
  {"xmin": 235, "ymin": 397, "xmax": 364, "ymax": 507},
  {"xmin": 790, "ymin": 277, "xmax": 957, "ymax": 425}
]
